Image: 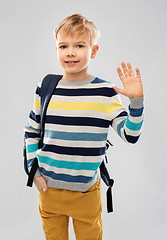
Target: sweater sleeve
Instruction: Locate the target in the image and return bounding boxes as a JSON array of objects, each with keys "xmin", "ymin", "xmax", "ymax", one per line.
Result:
[
  {"xmin": 24, "ymin": 82, "xmax": 42, "ymax": 177},
  {"xmin": 110, "ymin": 92, "xmax": 144, "ymax": 143}
]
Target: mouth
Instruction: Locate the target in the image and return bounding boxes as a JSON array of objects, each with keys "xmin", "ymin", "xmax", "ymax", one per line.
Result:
[{"xmin": 64, "ymin": 61, "xmax": 79, "ymax": 65}]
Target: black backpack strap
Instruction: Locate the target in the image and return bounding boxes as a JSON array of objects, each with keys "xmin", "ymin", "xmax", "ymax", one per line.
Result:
[
  {"xmin": 107, "ymin": 179, "xmax": 114, "ymax": 213},
  {"xmin": 100, "ymin": 160, "xmax": 114, "ymax": 213},
  {"xmin": 39, "ymin": 74, "xmax": 63, "ymax": 147},
  {"xmin": 26, "ymin": 157, "xmax": 39, "ymax": 187},
  {"xmin": 26, "ymin": 74, "xmax": 63, "ymax": 187},
  {"xmin": 100, "ymin": 139, "xmax": 114, "ymax": 213}
]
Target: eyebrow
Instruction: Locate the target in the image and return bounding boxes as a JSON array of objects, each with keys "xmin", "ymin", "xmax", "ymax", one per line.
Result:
[{"xmin": 58, "ymin": 41, "xmax": 87, "ymax": 45}]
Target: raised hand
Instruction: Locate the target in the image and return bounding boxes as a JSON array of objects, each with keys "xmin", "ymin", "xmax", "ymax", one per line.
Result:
[{"xmin": 112, "ymin": 62, "xmax": 144, "ymax": 98}]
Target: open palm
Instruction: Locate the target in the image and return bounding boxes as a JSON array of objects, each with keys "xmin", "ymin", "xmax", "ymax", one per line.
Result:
[{"xmin": 113, "ymin": 62, "xmax": 144, "ymax": 98}]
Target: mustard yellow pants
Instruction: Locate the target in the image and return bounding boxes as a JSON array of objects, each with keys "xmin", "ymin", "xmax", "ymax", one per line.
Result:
[{"xmin": 38, "ymin": 178, "xmax": 103, "ymax": 240}]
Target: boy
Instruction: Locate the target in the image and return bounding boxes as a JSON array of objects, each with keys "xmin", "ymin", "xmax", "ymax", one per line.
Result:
[{"xmin": 24, "ymin": 13, "xmax": 144, "ymax": 240}]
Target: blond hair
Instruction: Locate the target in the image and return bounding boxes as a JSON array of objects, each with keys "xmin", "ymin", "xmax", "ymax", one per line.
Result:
[{"xmin": 53, "ymin": 14, "xmax": 100, "ymax": 47}]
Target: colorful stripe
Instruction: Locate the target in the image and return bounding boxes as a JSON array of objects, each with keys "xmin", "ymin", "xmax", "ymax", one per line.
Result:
[
  {"xmin": 36, "ymin": 154, "xmax": 101, "ymax": 171},
  {"xmin": 35, "ymin": 100, "xmax": 40, "ymax": 109},
  {"xmin": 117, "ymin": 119, "xmax": 126, "ymax": 137},
  {"xmin": 45, "ymin": 115, "xmax": 110, "ymax": 128},
  {"xmin": 39, "ymin": 167, "xmax": 93, "ymax": 183},
  {"xmin": 42, "ymin": 144, "xmax": 106, "ymax": 156},
  {"xmin": 26, "ymin": 143, "xmax": 38, "ymax": 154},
  {"xmin": 29, "ymin": 111, "xmax": 40, "ymax": 123},
  {"xmin": 128, "ymin": 106, "xmax": 144, "ymax": 117},
  {"xmin": 44, "ymin": 130, "xmax": 107, "ymax": 141},
  {"xmin": 53, "ymin": 87, "xmax": 118, "ymax": 97},
  {"xmin": 125, "ymin": 116, "xmax": 143, "ymax": 131},
  {"xmin": 48, "ymin": 101, "xmax": 122, "ymax": 114},
  {"xmin": 124, "ymin": 130, "xmax": 140, "ymax": 143}
]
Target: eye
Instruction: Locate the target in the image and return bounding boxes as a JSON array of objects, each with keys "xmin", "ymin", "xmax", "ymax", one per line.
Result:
[
  {"xmin": 59, "ymin": 45, "xmax": 66, "ymax": 49},
  {"xmin": 77, "ymin": 45, "xmax": 84, "ymax": 48}
]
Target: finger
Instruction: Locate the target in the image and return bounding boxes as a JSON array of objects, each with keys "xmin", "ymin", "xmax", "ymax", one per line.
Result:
[
  {"xmin": 136, "ymin": 67, "xmax": 141, "ymax": 79},
  {"xmin": 42, "ymin": 183, "xmax": 48, "ymax": 192},
  {"xmin": 40, "ymin": 178, "xmax": 48, "ymax": 192},
  {"xmin": 127, "ymin": 62, "xmax": 135, "ymax": 77},
  {"xmin": 117, "ymin": 67, "xmax": 125, "ymax": 84},
  {"xmin": 121, "ymin": 62, "xmax": 130, "ymax": 78},
  {"xmin": 112, "ymin": 85, "xmax": 124, "ymax": 95},
  {"xmin": 37, "ymin": 185, "xmax": 43, "ymax": 191}
]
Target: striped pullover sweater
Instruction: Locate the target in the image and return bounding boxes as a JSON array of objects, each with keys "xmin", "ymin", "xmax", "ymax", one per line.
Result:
[{"xmin": 24, "ymin": 75, "xmax": 144, "ymax": 192}]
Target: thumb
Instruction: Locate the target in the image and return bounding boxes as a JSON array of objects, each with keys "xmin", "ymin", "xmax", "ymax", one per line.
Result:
[
  {"xmin": 41, "ymin": 178, "xmax": 48, "ymax": 192},
  {"xmin": 112, "ymin": 85, "xmax": 123, "ymax": 95}
]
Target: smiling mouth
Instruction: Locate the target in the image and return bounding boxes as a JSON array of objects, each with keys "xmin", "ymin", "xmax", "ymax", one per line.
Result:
[
  {"xmin": 65, "ymin": 61, "xmax": 80, "ymax": 66},
  {"xmin": 65, "ymin": 61, "xmax": 79, "ymax": 63}
]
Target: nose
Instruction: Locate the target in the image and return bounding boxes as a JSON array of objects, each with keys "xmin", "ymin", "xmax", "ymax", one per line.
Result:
[{"xmin": 67, "ymin": 47, "xmax": 76, "ymax": 57}]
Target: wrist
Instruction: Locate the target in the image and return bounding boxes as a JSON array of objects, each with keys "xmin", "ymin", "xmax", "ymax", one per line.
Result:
[{"xmin": 129, "ymin": 96, "xmax": 144, "ymax": 109}]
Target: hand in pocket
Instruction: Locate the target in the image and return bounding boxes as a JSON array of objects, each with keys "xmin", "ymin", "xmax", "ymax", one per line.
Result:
[{"xmin": 34, "ymin": 176, "xmax": 48, "ymax": 192}]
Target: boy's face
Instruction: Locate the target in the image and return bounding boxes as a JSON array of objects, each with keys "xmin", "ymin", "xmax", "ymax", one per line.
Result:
[{"xmin": 55, "ymin": 31, "xmax": 99, "ymax": 76}]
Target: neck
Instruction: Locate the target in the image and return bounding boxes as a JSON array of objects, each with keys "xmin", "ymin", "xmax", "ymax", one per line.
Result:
[{"xmin": 61, "ymin": 70, "xmax": 90, "ymax": 81}]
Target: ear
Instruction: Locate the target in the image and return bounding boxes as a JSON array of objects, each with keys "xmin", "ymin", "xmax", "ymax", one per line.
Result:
[{"xmin": 91, "ymin": 45, "xmax": 99, "ymax": 59}]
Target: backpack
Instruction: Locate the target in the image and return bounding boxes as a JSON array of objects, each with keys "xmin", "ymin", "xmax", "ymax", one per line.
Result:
[{"xmin": 23, "ymin": 74, "xmax": 114, "ymax": 213}]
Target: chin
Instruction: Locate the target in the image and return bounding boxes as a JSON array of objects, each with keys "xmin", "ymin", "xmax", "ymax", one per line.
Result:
[{"xmin": 65, "ymin": 69, "xmax": 81, "ymax": 74}]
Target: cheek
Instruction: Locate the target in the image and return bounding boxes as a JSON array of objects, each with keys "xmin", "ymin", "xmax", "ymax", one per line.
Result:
[
  {"xmin": 85, "ymin": 53, "xmax": 91, "ymax": 63},
  {"xmin": 57, "ymin": 51, "xmax": 65, "ymax": 62},
  {"xmin": 87, "ymin": 49, "xmax": 92, "ymax": 59},
  {"xmin": 81, "ymin": 50, "xmax": 91, "ymax": 62}
]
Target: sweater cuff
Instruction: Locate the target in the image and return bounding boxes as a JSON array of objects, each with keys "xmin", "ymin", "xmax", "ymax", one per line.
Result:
[
  {"xmin": 34, "ymin": 168, "xmax": 41, "ymax": 178},
  {"xmin": 129, "ymin": 96, "xmax": 144, "ymax": 109}
]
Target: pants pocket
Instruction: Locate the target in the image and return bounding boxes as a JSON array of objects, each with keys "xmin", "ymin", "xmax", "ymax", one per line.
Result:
[{"xmin": 81, "ymin": 178, "xmax": 101, "ymax": 194}]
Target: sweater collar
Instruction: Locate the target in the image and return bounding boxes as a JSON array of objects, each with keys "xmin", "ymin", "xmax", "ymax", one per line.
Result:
[{"xmin": 58, "ymin": 75, "xmax": 96, "ymax": 86}]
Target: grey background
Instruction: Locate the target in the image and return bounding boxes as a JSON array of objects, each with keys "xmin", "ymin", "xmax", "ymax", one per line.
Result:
[{"xmin": 0, "ymin": 0, "xmax": 166, "ymax": 239}]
